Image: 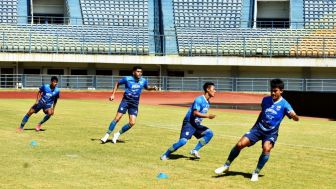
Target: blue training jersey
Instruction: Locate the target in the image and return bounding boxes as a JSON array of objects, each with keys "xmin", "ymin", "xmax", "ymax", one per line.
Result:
[
  {"xmin": 118, "ymin": 76, "xmax": 148, "ymax": 103},
  {"xmin": 38, "ymin": 84, "xmax": 60, "ymax": 106},
  {"xmin": 256, "ymin": 96, "xmax": 294, "ymax": 132},
  {"xmin": 184, "ymin": 95, "xmax": 210, "ymax": 125}
]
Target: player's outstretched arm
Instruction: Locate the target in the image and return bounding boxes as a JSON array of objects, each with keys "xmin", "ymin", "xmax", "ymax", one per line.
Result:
[
  {"xmin": 52, "ymin": 98, "xmax": 58, "ymax": 115},
  {"xmin": 193, "ymin": 110, "xmax": 216, "ymax": 119},
  {"xmin": 110, "ymin": 81, "xmax": 120, "ymax": 101},
  {"xmin": 35, "ymin": 91, "xmax": 42, "ymax": 104},
  {"xmin": 289, "ymin": 111, "xmax": 299, "ymax": 121},
  {"xmin": 146, "ymin": 86, "xmax": 158, "ymax": 91}
]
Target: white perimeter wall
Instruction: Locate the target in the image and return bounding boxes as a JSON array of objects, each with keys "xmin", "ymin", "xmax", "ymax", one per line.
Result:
[{"xmin": 1, "ymin": 53, "xmax": 336, "ymax": 78}]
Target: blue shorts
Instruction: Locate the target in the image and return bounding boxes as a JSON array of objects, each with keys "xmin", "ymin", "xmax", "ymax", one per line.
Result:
[
  {"xmin": 244, "ymin": 125, "xmax": 279, "ymax": 146},
  {"xmin": 32, "ymin": 102, "xmax": 52, "ymax": 113},
  {"xmin": 180, "ymin": 121, "xmax": 209, "ymax": 140},
  {"xmin": 117, "ymin": 99, "xmax": 139, "ymax": 116}
]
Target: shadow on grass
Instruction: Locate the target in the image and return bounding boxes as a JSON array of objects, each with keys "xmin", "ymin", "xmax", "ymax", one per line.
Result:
[
  {"xmin": 167, "ymin": 154, "xmax": 189, "ymax": 160},
  {"xmin": 212, "ymin": 171, "xmax": 264, "ymax": 179},
  {"xmin": 165, "ymin": 154, "xmax": 200, "ymax": 161},
  {"xmin": 90, "ymin": 138, "xmax": 126, "ymax": 144},
  {"xmin": 24, "ymin": 128, "xmax": 46, "ymax": 132}
]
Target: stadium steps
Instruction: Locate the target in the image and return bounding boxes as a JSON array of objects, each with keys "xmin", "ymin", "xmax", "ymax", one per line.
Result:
[{"xmin": 0, "ymin": 24, "xmax": 149, "ymax": 54}]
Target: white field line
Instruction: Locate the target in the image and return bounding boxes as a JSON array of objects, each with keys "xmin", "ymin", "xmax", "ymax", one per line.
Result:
[{"xmin": 142, "ymin": 122, "xmax": 336, "ymax": 152}]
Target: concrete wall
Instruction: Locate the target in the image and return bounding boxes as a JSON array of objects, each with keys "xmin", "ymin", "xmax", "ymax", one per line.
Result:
[
  {"xmin": 1, "ymin": 52, "xmax": 336, "ymax": 78},
  {"xmin": 0, "ymin": 53, "xmax": 335, "ymax": 68}
]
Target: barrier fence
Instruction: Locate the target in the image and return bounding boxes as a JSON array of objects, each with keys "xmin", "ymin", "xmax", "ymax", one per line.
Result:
[{"xmin": 1, "ymin": 74, "xmax": 336, "ymax": 92}]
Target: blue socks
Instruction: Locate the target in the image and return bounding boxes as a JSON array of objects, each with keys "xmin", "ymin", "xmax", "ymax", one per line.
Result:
[
  {"xmin": 163, "ymin": 130, "xmax": 214, "ymax": 157},
  {"xmin": 194, "ymin": 129, "xmax": 214, "ymax": 151},
  {"xmin": 119, "ymin": 123, "xmax": 131, "ymax": 135},
  {"xmin": 39, "ymin": 115, "xmax": 50, "ymax": 125},
  {"xmin": 225, "ymin": 145, "xmax": 241, "ymax": 166},
  {"xmin": 255, "ymin": 153, "xmax": 270, "ymax": 173},
  {"xmin": 107, "ymin": 120, "xmax": 117, "ymax": 134},
  {"xmin": 20, "ymin": 114, "xmax": 30, "ymax": 128},
  {"xmin": 164, "ymin": 138, "xmax": 188, "ymax": 157}
]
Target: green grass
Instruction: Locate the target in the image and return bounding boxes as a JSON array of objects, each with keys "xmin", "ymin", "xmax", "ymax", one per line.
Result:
[{"xmin": 0, "ymin": 99, "xmax": 335, "ymax": 189}]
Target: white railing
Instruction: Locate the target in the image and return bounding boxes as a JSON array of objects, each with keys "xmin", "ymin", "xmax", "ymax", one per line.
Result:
[{"xmin": 1, "ymin": 74, "xmax": 336, "ymax": 92}]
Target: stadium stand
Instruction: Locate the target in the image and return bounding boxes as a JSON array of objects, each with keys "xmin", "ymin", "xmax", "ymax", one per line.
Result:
[
  {"xmin": 0, "ymin": 0, "xmax": 335, "ymax": 57},
  {"xmin": 80, "ymin": 0, "xmax": 148, "ymax": 27},
  {"xmin": 176, "ymin": 28, "xmax": 336, "ymax": 57},
  {"xmin": 172, "ymin": 0, "xmax": 336, "ymax": 57},
  {"xmin": 173, "ymin": 0, "xmax": 243, "ymax": 28},
  {"xmin": 0, "ymin": 24, "xmax": 149, "ymax": 54},
  {"xmin": 304, "ymin": 0, "xmax": 336, "ymax": 29},
  {"xmin": 0, "ymin": 0, "xmax": 17, "ymax": 23}
]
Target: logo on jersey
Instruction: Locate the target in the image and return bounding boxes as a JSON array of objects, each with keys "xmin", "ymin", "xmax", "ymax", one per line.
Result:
[
  {"xmin": 46, "ymin": 93, "xmax": 52, "ymax": 97},
  {"xmin": 186, "ymin": 132, "xmax": 189, "ymax": 136},
  {"xmin": 201, "ymin": 108, "xmax": 209, "ymax": 113},
  {"xmin": 265, "ymin": 108, "xmax": 277, "ymax": 115},
  {"xmin": 276, "ymin": 106, "xmax": 281, "ymax": 111},
  {"xmin": 131, "ymin": 84, "xmax": 141, "ymax": 89}
]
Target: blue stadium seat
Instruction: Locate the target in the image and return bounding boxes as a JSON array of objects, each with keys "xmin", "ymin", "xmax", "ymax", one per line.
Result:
[
  {"xmin": 0, "ymin": 0, "xmax": 18, "ymax": 23},
  {"xmin": 304, "ymin": 0, "xmax": 336, "ymax": 28},
  {"xmin": 80, "ymin": 0, "xmax": 148, "ymax": 27},
  {"xmin": 0, "ymin": 24, "xmax": 149, "ymax": 55}
]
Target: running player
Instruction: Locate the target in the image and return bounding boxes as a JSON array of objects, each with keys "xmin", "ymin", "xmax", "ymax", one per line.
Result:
[
  {"xmin": 17, "ymin": 76, "xmax": 60, "ymax": 132},
  {"xmin": 160, "ymin": 82, "xmax": 216, "ymax": 160},
  {"xmin": 214, "ymin": 79, "xmax": 299, "ymax": 181},
  {"xmin": 100, "ymin": 66, "xmax": 158, "ymax": 143}
]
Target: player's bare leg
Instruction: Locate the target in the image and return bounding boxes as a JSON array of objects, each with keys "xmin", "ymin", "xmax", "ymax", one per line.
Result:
[
  {"xmin": 215, "ymin": 136, "xmax": 251, "ymax": 174},
  {"xmin": 251, "ymin": 141, "xmax": 273, "ymax": 181},
  {"xmin": 101, "ymin": 112, "xmax": 124, "ymax": 143},
  {"xmin": 35, "ymin": 108, "xmax": 53, "ymax": 131},
  {"xmin": 17, "ymin": 107, "xmax": 36, "ymax": 132},
  {"xmin": 112, "ymin": 115, "xmax": 136, "ymax": 143}
]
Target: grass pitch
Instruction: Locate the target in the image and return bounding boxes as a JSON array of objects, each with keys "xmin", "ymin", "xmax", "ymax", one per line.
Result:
[{"xmin": 0, "ymin": 99, "xmax": 335, "ymax": 189}]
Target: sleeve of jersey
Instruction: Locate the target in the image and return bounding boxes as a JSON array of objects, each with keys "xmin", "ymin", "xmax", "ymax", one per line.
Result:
[
  {"xmin": 284, "ymin": 101, "xmax": 295, "ymax": 117},
  {"xmin": 144, "ymin": 79, "xmax": 148, "ymax": 89},
  {"xmin": 192, "ymin": 98, "xmax": 202, "ymax": 112},
  {"xmin": 261, "ymin": 97, "xmax": 266, "ymax": 108},
  {"xmin": 39, "ymin": 85, "xmax": 44, "ymax": 92},
  {"xmin": 118, "ymin": 77, "xmax": 127, "ymax": 85},
  {"xmin": 56, "ymin": 91, "xmax": 60, "ymax": 99}
]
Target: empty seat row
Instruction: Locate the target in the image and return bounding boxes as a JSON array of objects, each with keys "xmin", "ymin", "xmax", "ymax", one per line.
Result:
[
  {"xmin": 0, "ymin": 0, "xmax": 17, "ymax": 23},
  {"xmin": 175, "ymin": 27, "xmax": 336, "ymax": 57},
  {"xmin": 0, "ymin": 24, "xmax": 149, "ymax": 55},
  {"xmin": 173, "ymin": 0, "xmax": 242, "ymax": 28},
  {"xmin": 80, "ymin": 0, "xmax": 148, "ymax": 26},
  {"xmin": 304, "ymin": 0, "xmax": 336, "ymax": 28}
]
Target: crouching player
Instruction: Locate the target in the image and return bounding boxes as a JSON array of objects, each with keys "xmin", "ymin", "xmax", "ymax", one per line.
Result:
[
  {"xmin": 17, "ymin": 76, "xmax": 60, "ymax": 132},
  {"xmin": 161, "ymin": 82, "xmax": 216, "ymax": 160},
  {"xmin": 214, "ymin": 79, "xmax": 299, "ymax": 181}
]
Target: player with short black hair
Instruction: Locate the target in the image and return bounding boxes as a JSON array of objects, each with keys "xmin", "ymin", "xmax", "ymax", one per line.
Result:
[
  {"xmin": 17, "ymin": 76, "xmax": 60, "ymax": 132},
  {"xmin": 215, "ymin": 79, "xmax": 299, "ymax": 181},
  {"xmin": 160, "ymin": 82, "xmax": 216, "ymax": 160},
  {"xmin": 100, "ymin": 66, "xmax": 158, "ymax": 144}
]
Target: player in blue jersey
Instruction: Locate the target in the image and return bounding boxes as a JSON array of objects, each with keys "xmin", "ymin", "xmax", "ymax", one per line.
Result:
[
  {"xmin": 160, "ymin": 82, "xmax": 216, "ymax": 160},
  {"xmin": 100, "ymin": 66, "xmax": 158, "ymax": 144},
  {"xmin": 214, "ymin": 79, "xmax": 299, "ymax": 181},
  {"xmin": 17, "ymin": 76, "xmax": 60, "ymax": 132}
]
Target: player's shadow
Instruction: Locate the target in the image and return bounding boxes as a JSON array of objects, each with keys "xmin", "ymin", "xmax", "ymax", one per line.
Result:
[
  {"xmin": 166, "ymin": 154, "xmax": 189, "ymax": 160},
  {"xmin": 24, "ymin": 128, "xmax": 46, "ymax": 132},
  {"xmin": 90, "ymin": 138, "xmax": 126, "ymax": 144},
  {"xmin": 212, "ymin": 171, "xmax": 264, "ymax": 179}
]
